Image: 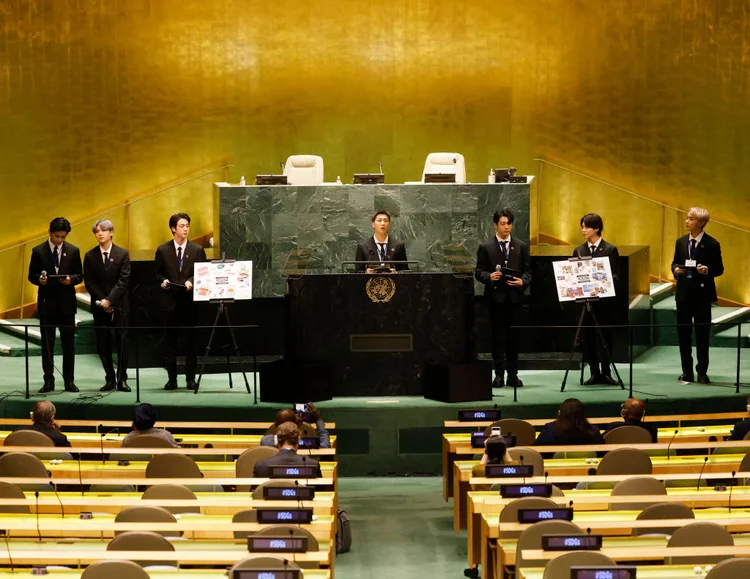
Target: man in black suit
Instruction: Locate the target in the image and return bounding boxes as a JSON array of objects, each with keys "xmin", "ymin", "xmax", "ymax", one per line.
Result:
[
  {"xmin": 354, "ymin": 210, "xmax": 408, "ymax": 272},
  {"xmin": 574, "ymin": 213, "xmax": 620, "ymax": 385},
  {"xmin": 603, "ymin": 398, "xmax": 658, "ymax": 443},
  {"xmin": 671, "ymin": 207, "xmax": 724, "ymax": 384},
  {"xmin": 14, "ymin": 401, "xmax": 71, "ymax": 447},
  {"xmin": 28, "ymin": 217, "xmax": 82, "ymax": 393},
  {"xmin": 154, "ymin": 212, "xmax": 207, "ymax": 390},
  {"xmin": 729, "ymin": 397, "xmax": 750, "ymax": 441},
  {"xmin": 253, "ymin": 422, "xmax": 322, "ymax": 478},
  {"xmin": 475, "ymin": 209, "xmax": 532, "ymax": 388},
  {"xmin": 84, "ymin": 219, "xmax": 131, "ymax": 392}
]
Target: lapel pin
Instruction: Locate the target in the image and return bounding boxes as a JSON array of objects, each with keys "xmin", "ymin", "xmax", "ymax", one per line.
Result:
[{"xmin": 63, "ymin": 253, "xmax": 66, "ymax": 257}]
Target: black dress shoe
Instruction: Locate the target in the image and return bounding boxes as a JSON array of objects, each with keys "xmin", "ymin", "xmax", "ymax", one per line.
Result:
[
  {"xmin": 506, "ymin": 376, "xmax": 524, "ymax": 388},
  {"xmin": 584, "ymin": 375, "xmax": 602, "ymax": 385},
  {"xmin": 186, "ymin": 380, "xmax": 198, "ymax": 391},
  {"xmin": 600, "ymin": 375, "xmax": 619, "ymax": 386},
  {"xmin": 39, "ymin": 383, "xmax": 54, "ymax": 393},
  {"xmin": 463, "ymin": 567, "xmax": 479, "ymax": 579},
  {"xmin": 697, "ymin": 374, "xmax": 711, "ymax": 384},
  {"xmin": 677, "ymin": 373, "xmax": 695, "ymax": 384},
  {"xmin": 64, "ymin": 383, "xmax": 79, "ymax": 393},
  {"xmin": 492, "ymin": 375, "xmax": 505, "ymax": 388},
  {"xmin": 164, "ymin": 380, "xmax": 178, "ymax": 390},
  {"xmin": 117, "ymin": 381, "xmax": 132, "ymax": 392},
  {"xmin": 100, "ymin": 380, "xmax": 116, "ymax": 392}
]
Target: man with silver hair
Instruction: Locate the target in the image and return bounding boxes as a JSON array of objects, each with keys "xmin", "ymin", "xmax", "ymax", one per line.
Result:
[
  {"xmin": 671, "ymin": 207, "xmax": 724, "ymax": 385},
  {"xmin": 83, "ymin": 219, "xmax": 132, "ymax": 391}
]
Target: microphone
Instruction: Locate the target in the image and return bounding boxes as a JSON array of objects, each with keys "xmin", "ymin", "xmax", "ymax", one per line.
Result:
[
  {"xmin": 379, "ymin": 160, "xmax": 383, "ymax": 174},
  {"xmin": 100, "ymin": 426, "xmax": 119, "ymax": 464},
  {"xmin": 34, "ymin": 492, "xmax": 41, "ymax": 542},
  {"xmin": 77, "ymin": 453, "xmax": 84, "ymax": 496},
  {"xmin": 544, "ymin": 471, "xmax": 549, "ymax": 485},
  {"xmin": 41, "ymin": 270, "xmax": 47, "ymax": 278},
  {"xmin": 696, "ymin": 456, "xmax": 709, "ymax": 491},
  {"xmin": 728, "ymin": 471, "xmax": 736, "ymax": 513},
  {"xmin": 495, "ymin": 265, "xmax": 502, "ymax": 272},
  {"xmin": 50, "ymin": 480, "xmax": 65, "ymax": 518},
  {"xmin": 666, "ymin": 429, "xmax": 678, "ymax": 460},
  {"xmin": 1, "ymin": 530, "xmax": 13, "ymax": 573},
  {"xmin": 453, "ymin": 157, "xmax": 458, "ymax": 164},
  {"xmin": 280, "ymin": 161, "xmax": 285, "ymax": 172}
]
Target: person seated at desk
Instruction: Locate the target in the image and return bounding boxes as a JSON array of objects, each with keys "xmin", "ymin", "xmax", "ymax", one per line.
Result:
[
  {"xmin": 14, "ymin": 401, "xmax": 71, "ymax": 447},
  {"xmin": 729, "ymin": 396, "xmax": 750, "ymax": 440},
  {"xmin": 254, "ymin": 422, "xmax": 322, "ymax": 478},
  {"xmin": 480, "ymin": 435, "xmax": 513, "ymax": 465},
  {"xmin": 354, "ymin": 210, "xmax": 408, "ymax": 272},
  {"xmin": 120, "ymin": 403, "xmax": 179, "ymax": 448},
  {"xmin": 260, "ymin": 403, "xmax": 330, "ymax": 449},
  {"xmin": 534, "ymin": 398, "xmax": 604, "ymax": 446},
  {"xmin": 603, "ymin": 397, "xmax": 657, "ymax": 443}
]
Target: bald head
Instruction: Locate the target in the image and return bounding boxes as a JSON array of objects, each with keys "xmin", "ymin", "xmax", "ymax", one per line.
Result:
[
  {"xmin": 622, "ymin": 398, "xmax": 645, "ymax": 421},
  {"xmin": 32, "ymin": 400, "xmax": 56, "ymax": 426},
  {"xmin": 275, "ymin": 408, "xmax": 299, "ymax": 427}
]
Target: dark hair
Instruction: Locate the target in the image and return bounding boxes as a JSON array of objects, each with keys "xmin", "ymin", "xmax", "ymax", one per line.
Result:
[
  {"xmin": 555, "ymin": 398, "xmax": 593, "ymax": 439},
  {"xmin": 580, "ymin": 213, "xmax": 603, "ymax": 236},
  {"xmin": 169, "ymin": 213, "xmax": 191, "ymax": 233},
  {"xmin": 484, "ymin": 436, "xmax": 507, "ymax": 464},
  {"xmin": 371, "ymin": 210, "xmax": 391, "ymax": 222},
  {"xmin": 133, "ymin": 403, "xmax": 157, "ymax": 431},
  {"xmin": 493, "ymin": 209, "xmax": 514, "ymax": 225},
  {"xmin": 49, "ymin": 217, "xmax": 72, "ymax": 234}
]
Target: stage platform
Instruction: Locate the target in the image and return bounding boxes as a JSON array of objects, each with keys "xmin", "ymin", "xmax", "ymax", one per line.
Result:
[{"xmin": 1, "ymin": 346, "xmax": 749, "ymax": 475}]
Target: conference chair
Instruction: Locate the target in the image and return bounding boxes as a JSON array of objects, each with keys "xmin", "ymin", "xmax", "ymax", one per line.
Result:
[
  {"xmin": 255, "ymin": 525, "xmax": 319, "ymax": 568},
  {"xmin": 141, "ymin": 484, "xmax": 201, "ymax": 514},
  {"xmin": 236, "ymin": 446, "xmax": 279, "ymax": 492},
  {"xmin": 107, "ymin": 530, "xmax": 177, "ymax": 568},
  {"xmin": 705, "ymin": 558, "xmax": 750, "ymax": 578},
  {"xmin": 119, "ymin": 434, "xmax": 175, "ymax": 461},
  {"xmin": 508, "ymin": 447, "xmax": 544, "ymax": 475},
  {"xmin": 603, "ymin": 426, "xmax": 653, "ymax": 445},
  {"xmin": 145, "ymin": 454, "xmax": 221, "ymax": 492},
  {"xmin": 513, "ymin": 520, "xmax": 583, "ymax": 579},
  {"xmin": 609, "ymin": 476, "xmax": 667, "ymax": 511},
  {"xmin": 0, "ymin": 451, "xmax": 51, "ymax": 491},
  {"xmin": 596, "ymin": 448, "xmax": 652, "ymax": 476},
  {"xmin": 421, "ymin": 152, "xmax": 466, "ymax": 183},
  {"xmin": 500, "ymin": 497, "xmax": 559, "ymax": 539},
  {"xmin": 542, "ymin": 551, "xmax": 616, "ymax": 579},
  {"xmin": 666, "ymin": 521, "xmax": 734, "ymax": 565},
  {"xmin": 0, "ymin": 481, "xmax": 30, "ymax": 513},
  {"xmin": 81, "ymin": 559, "xmax": 150, "ymax": 579},
  {"xmin": 632, "ymin": 502, "xmax": 694, "ymax": 537},
  {"xmin": 252, "ymin": 479, "xmax": 301, "ymax": 500},
  {"xmin": 483, "ymin": 419, "xmax": 536, "ymax": 447},
  {"xmin": 114, "ymin": 505, "xmax": 181, "ymax": 538},
  {"xmin": 231, "ymin": 509, "xmax": 259, "ymax": 539},
  {"xmin": 230, "ymin": 555, "xmax": 302, "ymax": 573},
  {"xmin": 4, "ymin": 429, "xmax": 72, "ymax": 460},
  {"xmin": 282, "ymin": 155, "xmax": 324, "ymax": 185}
]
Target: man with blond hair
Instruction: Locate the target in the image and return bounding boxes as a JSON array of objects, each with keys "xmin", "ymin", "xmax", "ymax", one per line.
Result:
[
  {"xmin": 671, "ymin": 207, "xmax": 724, "ymax": 384},
  {"xmin": 252, "ymin": 422, "xmax": 322, "ymax": 478}
]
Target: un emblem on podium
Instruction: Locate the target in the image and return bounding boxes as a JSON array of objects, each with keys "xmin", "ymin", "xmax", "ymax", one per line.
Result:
[{"xmin": 366, "ymin": 276, "xmax": 396, "ymax": 303}]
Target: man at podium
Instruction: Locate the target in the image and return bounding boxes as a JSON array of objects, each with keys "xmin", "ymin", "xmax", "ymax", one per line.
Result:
[{"xmin": 354, "ymin": 210, "xmax": 408, "ymax": 273}]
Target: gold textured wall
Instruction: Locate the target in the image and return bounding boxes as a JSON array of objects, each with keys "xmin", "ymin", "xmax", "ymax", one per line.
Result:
[{"xmin": 2, "ymin": 0, "xmax": 749, "ymax": 311}]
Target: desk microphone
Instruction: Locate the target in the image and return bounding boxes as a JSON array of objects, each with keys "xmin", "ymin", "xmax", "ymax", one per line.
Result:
[
  {"xmin": 544, "ymin": 471, "xmax": 549, "ymax": 485},
  {"xmin": 1, "ymin": 530, "xmax": 13, "ymax": 573},
  {"xmin": 728, "ymin": 471, "xmax": 736, "ymax": 513},
  {"xmin": 279, "ymin": 162, "xmax": 285, "ymax": 172},
  {"xmin": 34, "ymin": 492, "xmax": 41, "ymax": 542},
  {"xmin": 99, "ymin": 426, "xmax": 119, "ymax": 464},
  {"xmin": 379, "ymin": 160, "xmax": 383, "ymax": 174},
  {"xmin": 77, "ymin": 453, "xmax": 84, "ymax": 495},
  {"xmin": 49, "ymin": 480, "xmax": 65, "ymax": 518},
  {"xmin": 666, "ymin": 429, "xmax": 678, "ymax": 460},
  {"xmin": 696, "ymin": 456, "xmax": 709, "ymax": 491}
]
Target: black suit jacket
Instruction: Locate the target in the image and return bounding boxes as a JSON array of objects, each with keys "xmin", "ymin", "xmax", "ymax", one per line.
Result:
[
  {"xmin": 729, "ymin": 418, "xmax": 750, "ymax": 441},
  {"xmin": 354, "ymin": 237, "xmax": 408, "ymax": 272},
  {"xmin": 670, "ymin": 233, "xmax": 724, "ymax": 304},
  {"xmin": 154, "ymin": 240, "xmax": 207, "ymax": 311},
  {"xmin": 83, "ymin": 244, "xmax": 131, "ymax": 313},
  {"xmin": 572, "ymin": 239, "xmax": 620, "ymax": 281},
  {"xmin": 28, "ymin": 241, "xmax": 82, "ymax": 317},
  {"xmin": 475, "ymin": 236, "xmax": 532, "ymax": 304},
  {"xmin": 14, "ymin": 424, "xmax": 71, "ymax": 447},
  {"xmin": 603, "ymin": 419, "xmax": 658, "ymax": 443},
  {"xmin": 252, "ymin": 449, "xmax": 322, "ymax": 478}
]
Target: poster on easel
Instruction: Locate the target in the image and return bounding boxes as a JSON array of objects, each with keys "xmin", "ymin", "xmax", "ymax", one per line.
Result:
[
  {"xmin": 552, "ymin": 257, "xmax": 615, "ymax": 302},
  {"xmin": 193, "ymin": 261, "xmax": 253, "ymax": 301}
]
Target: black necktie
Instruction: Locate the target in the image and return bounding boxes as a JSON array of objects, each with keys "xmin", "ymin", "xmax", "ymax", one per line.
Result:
[
  {"xmin": 589, "ymin": 245, "xmax": 596, "ymax": 257},
  {"xmin": 378, "ymin": 243, "xmax": 386, "ymax": 261},
  {"xmin": 177, "ymin": 246, "xmax": 183, "ymax": 271},
  {"xmin": 500, "ymin": 240, "xmax": 508, "ymax": 258},
  {"xmin": 52, "ymin": 246, "xmax": 59, "ymax": 271},
  {"xmin": 103, "ymin": 251, "xmax": 109, "ymax": 270},
  {"xmin": 689, "ymin": 239, "xmax": 696, "ymax": 260}
]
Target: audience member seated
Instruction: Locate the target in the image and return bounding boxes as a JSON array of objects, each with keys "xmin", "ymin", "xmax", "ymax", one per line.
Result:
[
  {"xmin": 534, "ymin": 398, "xmax": 605, "ymax": 446},
  {"xmin": 603, "ymin": 397, "xmax": 658, "ymax": 443},
  {"xmin": 729, "ymin": 396, "xmax": 750, "ymax": 440},
  {"xmin": 260, "ymin": 403, "xmax": 330, "ymax": 449},
  {"xmin": 121, "ymin": 403, "xmax": 179, "ymax": 448},
  {"xmin": 480, "ymin": 435, "xmax": 513, "ymax": 465},
  {"xmin": 14, "ymin": 401, "xmax": 71, "ymax": 447},
  {"xmin": 253, "ymin": 422, "xmax": 322, "ymax": 478}
]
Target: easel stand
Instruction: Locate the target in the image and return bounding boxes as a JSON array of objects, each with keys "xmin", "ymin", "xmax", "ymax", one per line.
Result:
[
  {"xmin": 194, "ymin": 298, "xmax": 252, "ymax": 397},
  {"xmin": 561, "ymin": 297, "xmax": 624, "ymax": 392}
]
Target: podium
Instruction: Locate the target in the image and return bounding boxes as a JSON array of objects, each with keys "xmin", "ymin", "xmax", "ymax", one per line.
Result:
[{"xmin": 285, "ymin": 273, "xmax": 478, "ymax": 397}]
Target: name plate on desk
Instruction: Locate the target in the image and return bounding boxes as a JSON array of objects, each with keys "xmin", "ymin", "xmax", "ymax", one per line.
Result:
[
  {"xmin": 458, "ymin": 409, "xmax": 501, "ymax": 421},
  {"xmin": 247, "ymin": 535, "xmax": 309, "ymax": 553},
  {"xmin": 507, "ymin": 176, "xmax": 528, "ymax": 183},
  {"xmin": 268, "ymin": 465, "xmax": 319, "ymax": 479},
  {"xmin": 424, "ymin": 173, "xmax": 456, "ymax": 183},
  {"xmin": 499, "ymin": 484, "xmax": 552, "ymax": 498},
  {"xmin": 257, "ymin": 508, "xmax": 314, "ymax": 524},
  {"xmin": 571, "ymin": 567, "xmax": 636, "ymax": 579},
  {"xmin": 233, "ymin": 571, "xmax": 301, "ymax": 579},
  {"xmin": 262, "ymin": 485, "xmax": 316, "ymax": 501},
  {"xmin": 542, "ymin": 533, "xmax": 602, "ymax": 551},
  {"xmin": 353, "ymin": 173, "xmax": 385, "ymax": 184},
  {"xmin": 517, "ymin": 507, "xmax": 573, "ymax": 523},
  {"xmin": 255, "ymin": 175, "xmax": 288, "ymax": 185},
  {"xmin": 298, "ymin": 436, "xmax": 320, "ymax": 449},
  {"xmin": 470, "ymin": 432, "xmax": 516, "ymax": 448},
  {"xmin": 485, "ymin": 464, "xmax": 534, "ymax": 478}
]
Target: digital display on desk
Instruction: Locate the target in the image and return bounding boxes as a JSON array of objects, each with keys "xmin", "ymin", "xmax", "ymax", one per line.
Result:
[
  {"xmin": 262, "ymin": 485, "xmax": 316, "ymax": 501},
  {"xmin": 247, "ymin": 536, "xmax": 309, "ymax": 553},
  {"xmin": 485, "ymin": 464, "xmax": 534, "ymax": 478},
  {"xmin": 517, "ymin": 507, "xmax": 573, "ymax": 524},
  {"xmin": 268, "ymin": 465, "xmax": 318, "ymax": 479},
  {"xmin": 499, "ymin": 484, "xmax": 552, "ymax": 498},
  {"xmin": 542, "ymin": 533, "xmax": 602, "ymax": 551},
  {"xmin": 298, "ymin": 436, "xmax": 320, "ymax": 449},
  {"xmin": 256, "ymin": 508, "xmax": 314, "ymax": 524},
  {"xmin": 470, "ymin": 432, "xmax": 516, "ymax": 449},
  {"xmin": 458, "ymin": 410, "xmax": 501, "ymax": 421},
  {"xmin": 570, "ymin": 566, "xmax": 636, "ymax": 579},
  {"xmin": 233, "ymin": 571, "xmax": 301, "ymax": 579}
]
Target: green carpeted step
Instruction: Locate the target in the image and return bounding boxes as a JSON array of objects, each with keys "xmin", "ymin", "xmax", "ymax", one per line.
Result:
[
  {"xmin": 649, "ymin": 282, "xmax": 674, "ymax": 305},
  {"xmin": 712, "ymin": 326, "xmax": 750, "ymax": 349},
  {"xmin": 0, "ymin": 312, "xmax": 97, "ymax": 355},
  {"xmin": 653, "ymin": 297, "xmax": 750, "ymax": 346},
  {"xmin": 0, "ymin": 319, "xmax": 42, "ymax": 344},
  {"xmin": 0, "ymin": 333, "xmax": 42, "ymax": 357},
  {"xmin": 76, "ymin": 292, "xmax": 92, "ymax": 313}
]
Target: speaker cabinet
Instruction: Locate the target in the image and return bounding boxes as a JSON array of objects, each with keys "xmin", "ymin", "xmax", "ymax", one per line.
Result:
[
  {"xmin": 259, "ymin": 360, "xmax": 334, "ymax": 403},
  {"xmin": 423, "ymin": 362, "xmax": 492, "ymax": 403}
]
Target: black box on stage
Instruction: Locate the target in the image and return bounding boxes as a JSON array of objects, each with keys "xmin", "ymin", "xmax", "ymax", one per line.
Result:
[
  {"xmin": 259, "ymin": 360, "xmax": 334, "ymax": 403},
  {"xmin": 423, "ymin": 362, "xmax": 492, "ymax": 403}
]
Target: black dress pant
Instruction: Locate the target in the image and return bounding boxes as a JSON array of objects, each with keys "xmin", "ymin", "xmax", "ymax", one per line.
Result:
[
  {"xmin": 39, "ymin": 312, "xmax": 75, "ymax": 385},
  {"xmin": 676, "ymin": 297, "xmax": 712, "ymax": 376},
  {"xmin": 93, "ymin": 309, "xmax": 128, "ymax": 383},
  {"xmin": 163, "ymin": 303, "xmax": 198, "ymax": 382},
  {"xmin": 582, "ymin": 307, "xmax": 613, "ymax": 377},
  {"xmin": 489, "ymin": 300, "xmax": 519, "ymax": 378}
]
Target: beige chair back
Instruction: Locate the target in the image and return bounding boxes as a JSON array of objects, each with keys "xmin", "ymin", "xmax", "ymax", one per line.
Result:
[
  {"xmin": 4, "ymin": 430, "xmax": 54, "ymax": 447},
  {"xmin": 252, "ymin": 479, "xmax": 301, "ymax": 500},
  {"xmin": 0, "ymin": 481, "xmax": 30, "ymax": 513},
  {"xmin": 255, "ymin": 525, "xmax": 319, "ymax": 568},
  {"xmin": 633, "ymin": 502, "xmax": 694, "ymax": 536},
  {"xmin": 122, "ymin": 434, "xmax": 174, "ymax": 448},
  {"xmin": 610, "ymin": 476, "xmax": 667, "ymax": 511},
  {"xmin": 596, "ymin": 448, "xmax": 652, "ymax": 476},
  {"xmin": 603, "ymin": 425, "xmax": 653, "ymax": 444},
  {"xmin": 231, "ymin": 508, "xmax": 259, "ymax": 539},
  {"xmin": 81, "ymin": 559, "xmax": 150, "ymax": 579},
  {"xmin": 0, "ymin": 452, "xmax": 50, "ymax": 490},
  {"xmin": 236, "ymin": 446, "xmax": 279, "ymax": 491},
  {"xmin": 146, "ymin": 454, "xmax": 202, "ymax": 478},
  {"xmin": 231, "ymin": 554, "xmax": 302, "ymax": 572},
  {"xmin": 514, "ymin": 520, "xmax": 582, "ymax": 579},
  {"xmin": 422, "ymin": 152, "xmax": 467, "ymax": 183},
  {"xmin": 483, "ymin": 419, "xmax": 536, "ymax": 447},
  {"xmin": 499, "ymin": 497, "xmax": 558, "ymax": 539},
  {"xmin": 666, "ymin": 521, "xmax": 733, "ymax": 564},
  {"xmin": 739, "ymin": 450, "xmax": 750, "ymax": 473},
  {"xmin": 106, "ymin": 530, "xmax": 176, "ymax": 568},
  {"xmin": 507, "ymin": 447, "xmax": 544, "ymax": 476},
  {"xmin": 114, "ymin": 505, "xmax": 179, "ymax": 537},
  {"xmin": 282, "ymin": 155, "xmax": 324, "ymax": 185},
  {"xmin": 542, "ymin": 551, "xmax": 616, "ymax": 579},
  {"xmin": 141, "ymin": 484, "xmax": 200, "ymax": 514},
  {"xmin": 705, "ymin": 558, "xmax": 750, "ymax": 578}
]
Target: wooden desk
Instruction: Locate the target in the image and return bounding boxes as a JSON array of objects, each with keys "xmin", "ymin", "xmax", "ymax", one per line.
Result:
[
  {"xmin": 519, "ymin": 565, "xmax": 721, "ymax": 579},
  {"xmin": 0, "ymin": 570, "xmax": 329, "ymax": 579},
  {"xmin": 0, "ymin": 418, "xmax": 337, "ymax": 430}
]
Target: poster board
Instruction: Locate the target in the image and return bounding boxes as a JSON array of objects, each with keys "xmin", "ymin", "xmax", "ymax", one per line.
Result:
[
  {"xmin": 553, "ymin": 257, "xmax": 615, "ymax": 302},
  {"xmin": 193, "ymin": 260, "xmax": 253, "ymax": 302}
]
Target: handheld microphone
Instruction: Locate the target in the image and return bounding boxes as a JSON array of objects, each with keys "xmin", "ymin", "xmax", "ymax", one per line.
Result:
[
  {"xmin": 696, "ymin": 456, "xmax": 709, "ymax": 490},
  {"xmin": 40, "ymin": 270, "xmax": 47, "ymax": 278},
  {"xmin": 1, "ymin": 530, "xmax": 13, "ymax": 573},
  {"xmin": 495, "ymin": 265, "xmax": 502, "ymax": 272},
  {"xmin": 728, "ymin": 471, "xmax": 736, "ymax": 513},
  {"xmin": 34, "ymin": 492, "xmax": 41, "ymax": 542},
  {"xmin": 666, "ymin": 429, "xmax": 678, "ymax": 460}
]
